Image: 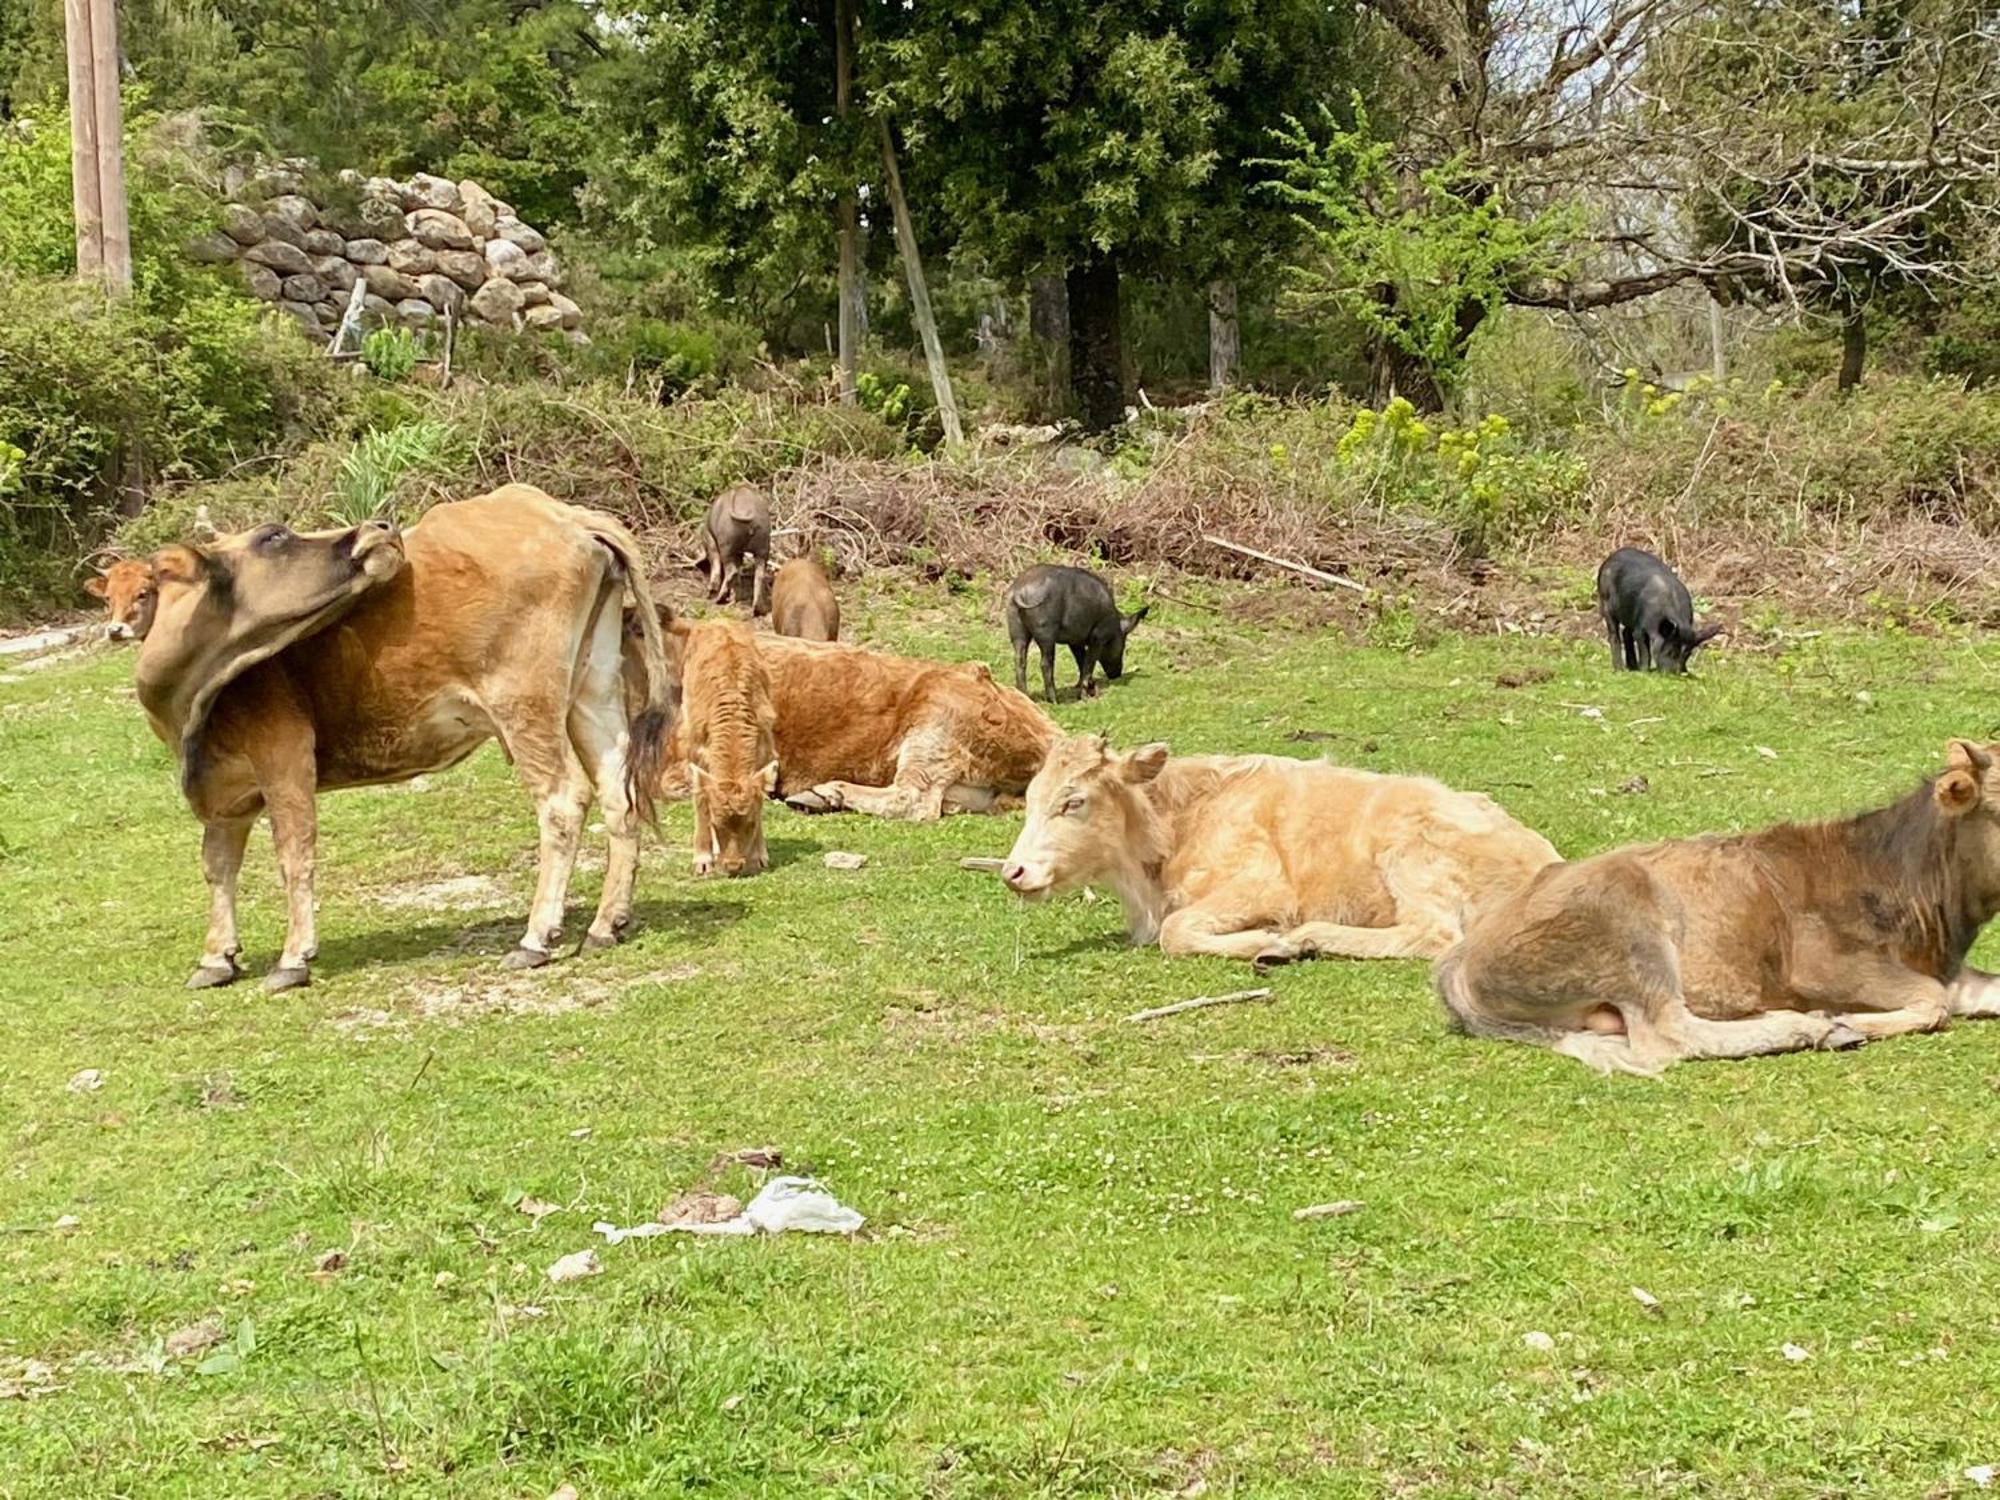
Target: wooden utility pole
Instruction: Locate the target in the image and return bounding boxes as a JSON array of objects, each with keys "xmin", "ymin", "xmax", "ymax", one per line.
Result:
[
  {"xmin": 876, "ymin": 117, "xmax": 962, "ymax": 446},
  {"xmin": 62, "ymin": 0, "xmax": 130, "ymax": 293},
  {"xmin": 1207, "ymin": 279, "xmax": 1239, "ymax": 390},
  {"xmin": 833, "ymin": 0, "xmax": 860, "ymax": 403}
]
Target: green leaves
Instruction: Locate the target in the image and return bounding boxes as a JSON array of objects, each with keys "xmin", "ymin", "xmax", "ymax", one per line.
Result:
[{"xmin": 195, "ymin": 1318, "xmax": 257, "ymax": 1378}]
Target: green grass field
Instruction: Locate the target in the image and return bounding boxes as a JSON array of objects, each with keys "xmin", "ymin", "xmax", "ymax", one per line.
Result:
[{"xmin": 6, "ymin": 580, "xmax": 2000, "ymax": 1497}]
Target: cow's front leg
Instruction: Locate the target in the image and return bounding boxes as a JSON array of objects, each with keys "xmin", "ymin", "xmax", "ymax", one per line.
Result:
[
  {"xmin": 799, "ymin": 778, "xmax": 945, "ymax": 821},
  {"xmin": 263, "ymin": 775, "xmax": 320, "ymax": 992},
  {"xmin": 187, "ymin": 817, "xmax": 254, "ymax": 989},
  {"xmin": 1159, "ymin": 905, "xmax": 1290, "ymax": 962},
  {"xmin": 1796, "ymin": 953, "xmax": 1952, "ymax": 1043},
  {"xmin": 691, "ymin": 784, "xmax": 717, "ymax": 875},
  {"xmin": 1947, "ymin": 967, "xmax": 2000, "ymax": 1018}
]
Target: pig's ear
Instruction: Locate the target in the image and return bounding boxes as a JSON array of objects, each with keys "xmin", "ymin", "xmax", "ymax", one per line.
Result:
[
  {"xmin": 1117, "ymin": 742, "xmax": 1170, "ymax": 784},
  {"xmin": 1120, "ymin": 605, "xmax": 1149, "ymax": 636},
  {"xmin": 1692, "ymin": 622, "xmax": 1724, "ymax": 646}
]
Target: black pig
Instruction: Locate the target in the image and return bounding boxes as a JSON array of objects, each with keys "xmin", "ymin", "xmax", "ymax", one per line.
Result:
[
  {"xmin": 1005, "ymin": 564, "xmax": 1147, "ymax": 701},
  {"xmin": 1597, "ymin": 547, "xmax": 1721, "ymax": 673},
  {"xmin": 701, "ymin": 484, "xmax": 771, "ymax": 614}
]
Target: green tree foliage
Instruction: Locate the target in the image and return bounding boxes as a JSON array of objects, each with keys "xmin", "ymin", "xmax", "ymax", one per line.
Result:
[
  {"xmin": 1264, "ymin": 103, "xmax": 1575, "ymax": 406},
  {"xmin": 2, "ymin": 0, "xmax": 597, "ymax": 225}
]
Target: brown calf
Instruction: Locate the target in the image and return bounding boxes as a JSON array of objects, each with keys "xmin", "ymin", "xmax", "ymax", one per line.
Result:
[
  {"xmin": 1002, "ymin": 735, "xmax": 1560, "ymax": 964},
  {"xmin": 673, "ymin": 617, "xmax": 778, "ymax": 876},
  {"xmin": 134, "ymin": 485, "xmax": 675, "ymax": 990},
  {"xmin": 1437, "ymin": 740, "xmax": 2000, "ymax": 1074},
  {"xmin": 648, "ymin": 633, "xmax": 1055, "ymax": 820},
  {"xmin": 85, "ymin": 560, "xmax": 158, "ymax": 641},
  {"xmin": 770, "ymin": 555, "xmax": 840, "ymax": 641}
]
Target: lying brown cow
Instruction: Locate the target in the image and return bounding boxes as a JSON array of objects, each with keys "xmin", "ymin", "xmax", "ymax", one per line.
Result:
[
  {"xmin": 1001, "ymin": 735, "xmax": 1560, "ymax": 964},
  {"xmin": 85, "ymin": 559, "xmax": 158, "ymax": 641},
  {"xmin": 135, "ymin": 485, "xmax": 675, "ymax": 990},
  {"xmin": 673, "ymin": 617, "xmax": 778, "ymax": 876},
  {"xmin": 1436, "ymin": 740, "xmax": 2000, "ymax": 1075},
  {"xmin": 653, "ymin": 633, "xmax": 1056, "ymax": 819}
]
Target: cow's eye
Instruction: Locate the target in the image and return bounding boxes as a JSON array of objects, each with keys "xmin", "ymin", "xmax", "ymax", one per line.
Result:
[
  {"xmin": 1060, "ymin": 794, "xmax": 1086, "ymax": 817},
  {"xmin": 254, "ymin": 525, "xmax": 291, "ymax": 551}
]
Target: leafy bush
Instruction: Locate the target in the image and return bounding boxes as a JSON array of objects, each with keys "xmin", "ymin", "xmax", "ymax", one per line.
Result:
[
  {"xmin": 329, "ymin": 419, "xmax": 463, "ymax": 525},
  {"xmin": 360, "ymin": 327, "xmax": 422, "ymax": 383}
]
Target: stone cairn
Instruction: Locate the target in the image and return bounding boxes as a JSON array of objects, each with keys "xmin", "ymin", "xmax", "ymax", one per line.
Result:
[{"xmin": 188, "ymin": 164, "xmax": 582, "ymax": 341}]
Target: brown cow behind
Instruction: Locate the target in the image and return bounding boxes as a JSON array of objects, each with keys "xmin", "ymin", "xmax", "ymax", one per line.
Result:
[
  {"xmin": 85, "ymin": 559, "xmax": 158, "ymax": 641},
  {"xmin": 673, "ymin": 617, "xmax": 778, "ymax": 876},
  {"xmin": 646, "ymin": 631, "xmax": 1056, "ymax": 820},
  {"xmin": 135, "ymin": 485, "xmax": 676, "ymax": 990},
  {"xmin": 1437, "ymin": 740, "xmax": 2000, "ymax": 1074},
  {"xmin": 1002, "ymin": 735, "xmax": 1559, "ymax": 964},
  {"xmin": 770, "ymin": 555, "xmax": 839, "ymax": 641}
]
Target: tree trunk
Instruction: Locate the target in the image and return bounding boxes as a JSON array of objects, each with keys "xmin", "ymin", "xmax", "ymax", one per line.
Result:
[
  {"xmin": 63, "ymin": 0, "xmax": 103, "ymax": 279},
  {"xmin": 1207, "ymin": 278, "xmax": 1239, "ymax": 391},
  {"xmin": 833, "ymin": 0, "xmax": 859, "ymax": 403},
  {"xmin": 1030, "ymin": 272, "xmax": 1069, "ymax": 415},
  {"xmin": 87, "ymin": 0, "xmax": 128, "ymax": 294},
  {"xmin": 1066, "ymin": 254, "xmax": 1125, "ymax": 433},
  {"xmin": 1837, "ymin": 302, "xmax": 1866, "ymax": 391},
  {"xmin": 876, "ymin": 117, "xmax": 962, "ymax": 446}
]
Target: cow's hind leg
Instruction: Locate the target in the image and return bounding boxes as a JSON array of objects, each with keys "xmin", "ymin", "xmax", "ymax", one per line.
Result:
[
  {"xmin": 503, "ymin": 714, "xmax": 594, "ymax": 968},
  {"xmin": 187, "ymin": 816, "xmax": 255, "ymax": 989},
  {"xmin": 569, "ymin": 624, "xmax": 642, "ymax": 950},
  {"xmin": 1949, "ymin": 968, "xmax": 2000, "ymax": 1018}
]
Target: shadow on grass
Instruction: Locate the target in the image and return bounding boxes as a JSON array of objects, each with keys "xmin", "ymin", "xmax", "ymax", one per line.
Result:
[{"xmin": 306, "ymin": 896, "xmax": 749, "ymax": 978}]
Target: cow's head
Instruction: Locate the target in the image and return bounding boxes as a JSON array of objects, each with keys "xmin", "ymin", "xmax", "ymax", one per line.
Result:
[
  {"xmin": 84, "ymin": 559, "xmax": 158, "ymax": 641},
  {"xmin": 1100, "ymin": 605, "xmax": 1148, "ymax": 680},
  {"xmin": 689, "ymin": 750, "xmax": 778, "ymax": 877},
  {"xmin": 136, "ymin": 519, "xmax": 406, "ymax": 787},
  {"xmin": 1654, "ymin": 618, "xmax": 1722, "ymax": 674},
  {"xmin": 1003, "ymin": 734, "xmax": 1170, "ymax": 922}
]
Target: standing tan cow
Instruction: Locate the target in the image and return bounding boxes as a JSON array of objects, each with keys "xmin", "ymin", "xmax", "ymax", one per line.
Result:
[
  {"xmin": 85, "ymin": 559, "xmax": 158, "ymax": 641},
  {"xmin": 673, "ymin": 617, "xmax": 778, "ymax": 876},
  {"xmin": 135, "ymin": 485, "xmax": 676, "ymax": 990},
  {"xmin": 1436, "ymin": 740, "xmax": 2000, "ymax": 1074},
  {"xmin": 1001, "ymin": 735, "xmax": 1560, "ymax": 964},
  {"xmin": 770, "ymin": 555, "xmax": 840, "ymax": 641}
]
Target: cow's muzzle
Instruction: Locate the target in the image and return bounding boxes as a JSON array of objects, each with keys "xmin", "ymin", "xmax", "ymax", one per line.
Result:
[
  {"xmin": 1002, "ymin": 861, "xmax": 1051, "ymax": 898},
  {"xmin": 346, "ymin": 518, "xmax": 405, "ymax": 579}
]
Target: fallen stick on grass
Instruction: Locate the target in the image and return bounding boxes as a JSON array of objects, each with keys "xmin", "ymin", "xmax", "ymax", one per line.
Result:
[
  {"xmin": 1123, "ymin": 987, "xmax": 1274, "ymax": 1023},
  {"xmin": 1292, "ymin": 1200, "xmax": 1364, "ymax": 1221},
  {"xmin": 1201, "ymin": 534, "xmax": 1366, "ymax": 594},
  {"xmin": 958, "ymin": 857, "xmax": 1006, "ymax": 873}
]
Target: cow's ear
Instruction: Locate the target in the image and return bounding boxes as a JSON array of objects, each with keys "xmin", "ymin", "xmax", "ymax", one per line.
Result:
[
  {"xmin": 1938, "ymin": 768, "xmax": 1981, "ymax": 815},
  {"xmin": 1118, "ymin": 742, "xmax": 1170, "ymax": 784},
  {"xmin": 757, "ymin": 759, "xmax": 779, "ymax": 795},
  {"xmin": 1121, "ymin": 606, "xmax": 1149, "ymax": 635},
  {"xmin": 1947, "ymin": 739, "xmax": 1994, "ymax": 775},
  {"xmin": 149, "ymin": 544, "xmax": 209, "ymax": 585},
  {"xmin": 83, "ymin": 576, "xmax": 109, "ymax": 599}
]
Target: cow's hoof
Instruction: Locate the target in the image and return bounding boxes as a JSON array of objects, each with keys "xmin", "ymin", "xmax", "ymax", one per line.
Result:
[
  {"xmin": 581, "ymin": 930, "xmax": 622, "ymax": 953},
  {"xmin": 185, "ymin": 961, "xmax": 241, "ymax": 990},
  {"xmin": 1252, "ymin": 942, "xmax": 1302, "ymax": 972},
  {"xmin": 784, "ymin": 790, "xmax": 832, "ymax": 814},
  {"xmin": 1819, "ymin": 1020, "xmax": 1867, "ymax": 1051},
  {"xmin": 263, "ymin": 966, "xmax": 311, "ymax": 993},
  {"xmin": 502, "ymin": 945, "xmax": 552, "ymax": 971}
]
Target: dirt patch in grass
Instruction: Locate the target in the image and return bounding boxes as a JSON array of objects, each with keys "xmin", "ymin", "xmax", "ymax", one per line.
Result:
[
  {"xmin": 333, "ymin": 961, "xmax": 701, "ymax": 1036},
  {"xmin": 373, "ymin": 874, "xmax": 515, "ymax": 913}
]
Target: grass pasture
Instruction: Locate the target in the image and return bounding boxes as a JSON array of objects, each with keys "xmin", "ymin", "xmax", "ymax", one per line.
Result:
[{"xmin": 5, "ymin": 581, "xmax": 2000, "ymax": 1497}]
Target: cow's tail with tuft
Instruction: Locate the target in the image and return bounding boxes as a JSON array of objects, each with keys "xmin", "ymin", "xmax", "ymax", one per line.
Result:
[{"xmin": 584, "ymin": 512, "xmax": 678, "ymax": 828}]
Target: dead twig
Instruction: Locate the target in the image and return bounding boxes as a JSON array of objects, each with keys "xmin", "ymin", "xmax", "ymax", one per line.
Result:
[
  {"xmin": 1202, "ymin": 534, "xmax": 1366, "ymax": 594},
  {"xmin": 958, "ymin": 857, "xmax": 1006, "ymax": 874},
  {"xmin": 1123, "ymin": 987, "xmax": 1274, "ymax": 1023}
]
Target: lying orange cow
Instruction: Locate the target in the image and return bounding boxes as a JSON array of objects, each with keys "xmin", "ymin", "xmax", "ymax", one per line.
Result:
[
  {"xmin": 1001, "ymin": 734, "xmax": 1559, "ymax": 963},
  {"xmin": 135, "ymin": 485, "xmax": 675, "ymax": 989},
  {"xmin": 1437, "ymin": 740, "xmax": 2000, "ymax": 1074}
]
